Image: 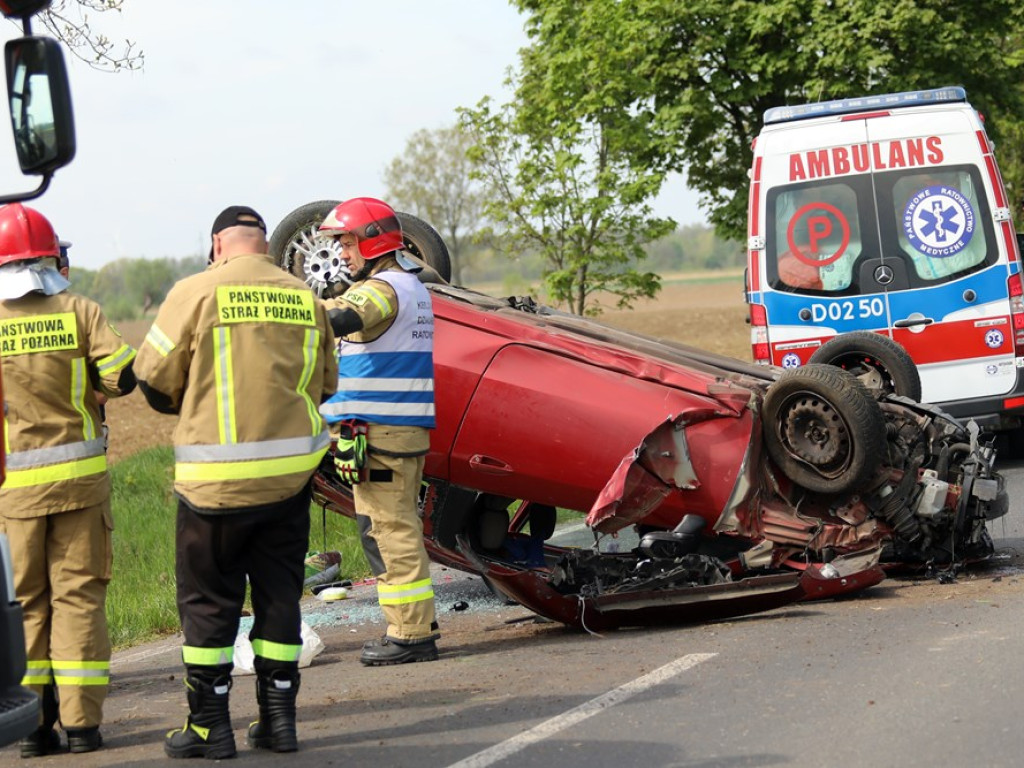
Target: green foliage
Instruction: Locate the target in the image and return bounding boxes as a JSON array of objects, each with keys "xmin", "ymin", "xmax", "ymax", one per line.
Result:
[
  {"xmin": 108, "ymin": 446, "xmax": 179, "ymax": 648},
  {"xmin": 384, "ymin": 124, "xmax": 487, "ymax": 286},
  {"xmin": 69, "ymin": 254, "xmax": 204, "ymax": 318},
  {"xmin": 107, "ymin": 446, "xmax": 371, "ymax": 649},
  {"xmin": 511, "ymin": 0, "xmax": 1024, "ymax": 241},
  {"xmin": 459, "ymin": 90, "xmax": 673, "ymax": 315}
]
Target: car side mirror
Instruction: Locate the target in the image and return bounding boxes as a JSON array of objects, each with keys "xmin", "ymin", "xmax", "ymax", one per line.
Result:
[{"xmin": 5, "ymin": 36, "xmax": 75, "ymax": 177}]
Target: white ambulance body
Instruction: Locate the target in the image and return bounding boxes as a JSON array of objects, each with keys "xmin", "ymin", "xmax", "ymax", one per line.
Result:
[{"xmin": 746, "ymin": 87, "xmax": 1024, "ymax": 430}]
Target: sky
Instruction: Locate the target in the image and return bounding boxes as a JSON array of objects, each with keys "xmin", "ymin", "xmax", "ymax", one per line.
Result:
[{"xmin": 1, "ymin": 1, "xmax": 704, "ymax": 271}]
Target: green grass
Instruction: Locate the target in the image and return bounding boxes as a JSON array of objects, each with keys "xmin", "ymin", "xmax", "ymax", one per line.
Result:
[{"xmin": 107, "ymin": 446, "xmax": 370, "ymax": 649}]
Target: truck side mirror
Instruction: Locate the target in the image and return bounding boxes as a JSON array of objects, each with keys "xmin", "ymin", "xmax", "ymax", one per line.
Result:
[{"xmin": 5, "ymin": 35, "xmax": 75, "ymax": 177}]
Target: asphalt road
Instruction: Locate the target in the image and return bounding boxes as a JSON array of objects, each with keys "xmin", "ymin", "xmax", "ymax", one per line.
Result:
[{"xmin": 4, "ymin": 462, "xmax": 1023, "ymax": 768}]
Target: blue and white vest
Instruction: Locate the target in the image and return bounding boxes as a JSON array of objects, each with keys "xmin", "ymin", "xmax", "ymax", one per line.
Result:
[{"xmin": 320, "ymin": 270, "xmax": 435, "ymax": 428}]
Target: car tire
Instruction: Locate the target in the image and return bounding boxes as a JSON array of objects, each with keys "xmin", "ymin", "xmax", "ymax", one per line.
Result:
[
  {"xmin": 270, "ymin": 200, "xmax": 452, "ymax": 296},
  {"xmin": 762, "ymin": 363, "xmax": 886, "ymax": 495},
  {"xmin": 808, "ymin": 332, "xmax": 922, "ymax": 401},
  {"xmin": 397, "ymin": 211, "xmax": 452, "ymax": 284}
]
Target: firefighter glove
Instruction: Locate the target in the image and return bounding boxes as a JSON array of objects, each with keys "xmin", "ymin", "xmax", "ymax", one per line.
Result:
[{"xmin": 335, "ymin": 420, "xmax": 368, "ymax": 484}]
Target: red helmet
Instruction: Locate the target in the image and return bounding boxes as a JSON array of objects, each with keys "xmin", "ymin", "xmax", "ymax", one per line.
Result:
[
  {"xmin": 0, "ymin": 203, "xmax": 60, "ymax": 266},
  {"xmin": 319, "ymin": 197, "xmax": 403, "ymax": 260}
]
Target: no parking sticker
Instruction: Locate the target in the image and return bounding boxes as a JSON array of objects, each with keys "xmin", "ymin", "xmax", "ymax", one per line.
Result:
[
  {"xmin": 786, "ymin": 202, "xmax": 851, "ymax": 267},
  {"xmin": 902, "ymin": 185, "xmax": 975, "ymax": 257}
]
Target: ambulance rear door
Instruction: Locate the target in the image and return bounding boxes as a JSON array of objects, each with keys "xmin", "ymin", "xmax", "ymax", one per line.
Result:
[
  {"xmin": 757, "ymin": 116, "xmax": 891, "ymax": 368},
  {"xmin": 863, "ymin": 106, "xmax": 1011, "ymax": 403}
]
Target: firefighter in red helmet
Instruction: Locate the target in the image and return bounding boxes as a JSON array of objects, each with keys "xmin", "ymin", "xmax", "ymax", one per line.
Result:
[
  {"xmin": 0, "ymin": 203, "xmax": 137, "ymax": 757},
  {"xmin": 319, "ymin": 197, "xmax": 440, "ymax": 665}
]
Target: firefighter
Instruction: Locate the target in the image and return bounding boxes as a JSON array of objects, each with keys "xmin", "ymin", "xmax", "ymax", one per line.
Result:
[
  {"xmin": 0, "ymin": 203, "xmax": 137, "ymax": 757},
  {"xmin": 134, "ymin": 206, "xmax": 337, "ymax": 758},
  {"xmin": 318, "ymin": 197, "xmax": 439, "ymax": 665}
]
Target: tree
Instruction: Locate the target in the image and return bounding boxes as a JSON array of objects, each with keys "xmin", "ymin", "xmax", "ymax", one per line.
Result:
[
  {"xmin": 6, "ymin": 1, "xmax": 144, "ymax": 71},
  {"xmin": 459, "ymin": 85, "xmax": 673, "ymax": 316},
  {"xmin": 512, "ymin": 0, "xmax": 1024, "ymax": 241},
  {"xmin": 383, "ymin": 125, "xmax": 486, "ymax": 287}
]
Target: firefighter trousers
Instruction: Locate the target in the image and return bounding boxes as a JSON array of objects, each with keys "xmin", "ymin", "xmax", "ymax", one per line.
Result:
[
  {"xmin": 175, "ymin": 484, "xmax": 311, "ymax": 671},
  {"xmin": 1, "ymin": 500, "xmax": 112, "ymax": 729},
  {"xmin": 354, "ymin": 425, "xmax": 437, "ymax": 642}
]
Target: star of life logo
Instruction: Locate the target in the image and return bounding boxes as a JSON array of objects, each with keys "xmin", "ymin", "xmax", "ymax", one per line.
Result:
[
  {"xmin": 781, "ymin": 352, "xmax": 802, "ymax": 368},
  {"xmin": 903, "ymin": 185, "xmax": 975, "ymax": 258},
  {"xmin": 985, "ymin": 328, "xmax": 1004, "ymax": 349}
]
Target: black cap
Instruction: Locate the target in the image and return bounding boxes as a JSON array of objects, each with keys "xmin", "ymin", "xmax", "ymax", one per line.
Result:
[{"xmin": 209, "ymin": 205, "xmax": 266, "ymax": 261}]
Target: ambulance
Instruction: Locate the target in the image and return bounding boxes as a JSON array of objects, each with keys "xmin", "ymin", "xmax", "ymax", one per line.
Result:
[{"xmin": 745, "ymin": 86, "xmax": 1024, "ymax": 432}]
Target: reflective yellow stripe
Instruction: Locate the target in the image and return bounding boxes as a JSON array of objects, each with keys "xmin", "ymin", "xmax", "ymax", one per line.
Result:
[
  {"xmin": 22, "ymin": 660, "xmax": 53, "ymax": 686},
  {"xmin": 4, "ymin": 454, "xmax": 107, "ymax": 488},
  {"xmin": 298, "ymin": 328, "xmax": 322, "ymax": 436},
  {"xmin": 176, "ymin": 447, "xmax": 327, "ymax": 482},
  {"xmin": 251, "ymin": 638, "xmax": 302, "ymax": 662},
  {"xmin": 181, "ymin": 645, "xmax": 234, "ymax": 666},
  {"xmin": 213, "ymin": 327, "xmax": 237, "ymax": 445},
  {"xmin": 377, "ymin": 577, "xmax": 435, "ymax": 605},
  {"xmin": 144, "ymin": 323, "xmax": 175, "ymax": 357},
  {"xmin": 71, "ymin": 358, "xmax": 96, "ymax": 441},
  {"xmin": 96, "ymin": 343, "xmax": 136, "ymax": 375},
  {"xmin": 53, "ymin": 660, "xmax": 109, "ymax": 686},
  {"xmin": 361, "ymin": 285, "xmax": 393, "ymax": 317}
]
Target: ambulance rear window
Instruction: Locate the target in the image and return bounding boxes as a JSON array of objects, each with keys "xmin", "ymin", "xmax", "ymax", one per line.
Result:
[
  {"xmin": 766, "ymin": 165, "xmax": 995, "ymax": 295},
  {"xmin": 882, "ymin": 167, "xmax": 991, "ymax": 281},
  {"xmin": 767, "ymin": 180, "xmax": 868, "ymax": 294}
]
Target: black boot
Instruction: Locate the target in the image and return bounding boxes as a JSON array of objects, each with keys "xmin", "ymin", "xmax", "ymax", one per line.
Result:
[
  {"xmin": 66, "ymin": 726, "xmax": 103, "ymax": 754},
  {"xmin": 360, "ymin": 635, "xmax": 439, "ymax": 666},
  {"xmin": 19, "ymin": 684, "xmax": 60, "ymax": 758},
  {"xmin": 247, "ymin": 670, "xmax": 300, "ymax": 752},
  {"xmin": 164, "ymin": 673, "xmax": 236, "ymax": 760}
]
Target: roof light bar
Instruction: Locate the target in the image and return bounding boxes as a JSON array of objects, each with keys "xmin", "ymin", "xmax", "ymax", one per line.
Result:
[{"xmin": 763, "ymin": 87, "xmax": 967, "ymax": 125}]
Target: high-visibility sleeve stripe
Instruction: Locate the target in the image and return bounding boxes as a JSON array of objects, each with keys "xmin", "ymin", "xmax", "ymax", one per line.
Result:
[
  {"xmin": 377, "ymin": 577, "xmax": 435, "ymax": 605},
  {"xmin": 213, "ymin": 326, "xmax": 237, "ymax": 445},
  {"xmin": 4, "ymin": 455, "xmax": 107, "ymax": 488},
  {"xmin": 174, "ymin": 433, "xmax": 330, "ymax": 463},
  {"xmin": 181, "ymin": 645, "xmax": 234, "ymax": 667},
  {"xmin": 71, "ymin": 358, "xmax": 97, "ymax": 441},
  {"xmin": 175, "ymin": 448, "xmax": 327, "ymax": 483},
  {"xmin": 251, "ymin": 638, "xmax": 302, "ymax": 662},
  {"xmin": 6, "ymin": 437, "xmax": 105, "ymax": 469},
  {"xmin": 362, "ymin": 285, "xmax": 393, "ymax": 317},
  {"xmin": 96, "ymin": 343, "xmax": 136, "ymax": 375},
  {"xmin": 298, "ymin": 328, "xmax": 322, "ymax": 436},
  {"xmin": 145, "ymin": 324, "xmax": 175, "ymax": 357}
]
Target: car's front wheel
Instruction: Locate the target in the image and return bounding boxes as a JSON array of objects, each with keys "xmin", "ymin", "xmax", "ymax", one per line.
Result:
[{"xmin": 762, "ymin": 364, "xmax": 886, "ymax": 495}]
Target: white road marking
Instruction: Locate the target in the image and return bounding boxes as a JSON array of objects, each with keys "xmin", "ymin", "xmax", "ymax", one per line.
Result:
[{"xmin": 446, "ymin": 652, "xmax": 717, "ymax": 768}]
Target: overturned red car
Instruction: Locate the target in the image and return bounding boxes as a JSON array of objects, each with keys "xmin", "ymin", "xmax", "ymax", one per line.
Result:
[{"xmin": 273, "ymin": 202, "xmax": 1009, "ymax": 631}]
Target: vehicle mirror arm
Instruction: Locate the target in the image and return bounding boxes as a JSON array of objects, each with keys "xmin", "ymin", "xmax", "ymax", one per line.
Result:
[{"xmin": 0, "ymin": 173, "xmax": 53, "ymax": 205}]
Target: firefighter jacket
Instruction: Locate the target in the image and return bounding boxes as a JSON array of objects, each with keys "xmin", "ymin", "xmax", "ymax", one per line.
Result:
[
  {"xmin": 0, "ymin": 291, "xmax": 136, "ymax": 517},
  {"xmin": 134, "ymin": 253, "xmax": 338, "ymax": 511},
  {"xmin": 320, "ymin": 259, "xmax": 435, "ymax": 428}
]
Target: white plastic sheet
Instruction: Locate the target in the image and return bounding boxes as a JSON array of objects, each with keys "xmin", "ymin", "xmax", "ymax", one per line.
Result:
[{"xmin": 232, "ymin": 621, "xmax": 325, "ymax": 676}]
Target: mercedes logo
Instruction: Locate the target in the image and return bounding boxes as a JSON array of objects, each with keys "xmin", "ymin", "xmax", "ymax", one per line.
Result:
[{"xmin": 874, "ymin": 264, "xmax": 895, "ymax": 285}]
